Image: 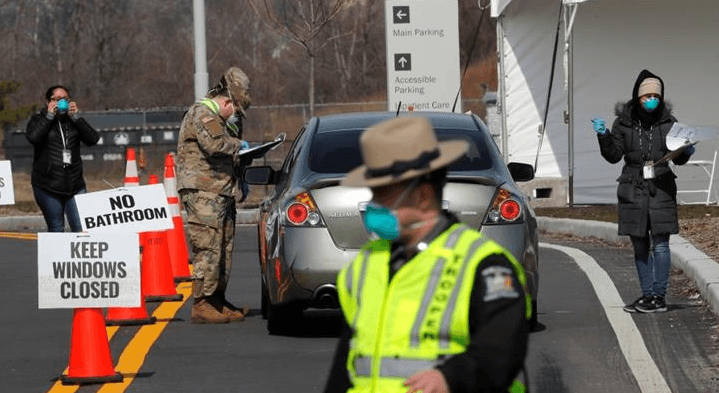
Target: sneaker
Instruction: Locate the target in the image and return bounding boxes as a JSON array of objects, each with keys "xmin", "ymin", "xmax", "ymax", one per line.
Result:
[
  {"xmin": 623, "ymin": 295, "xmax": 653, "ymax": 313},
  {"xmin": 636, "ymin": 296, "xmax": 667, "ymax": 313}
]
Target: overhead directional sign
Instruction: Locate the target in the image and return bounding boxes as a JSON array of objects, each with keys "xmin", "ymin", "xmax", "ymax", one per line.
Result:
[{"xmin": 385, "ymin": 0, "xmax": 461, "ymax": 113}]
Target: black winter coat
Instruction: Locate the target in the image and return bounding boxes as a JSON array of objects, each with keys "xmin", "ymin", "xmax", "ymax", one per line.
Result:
[
  {"xmin": 25, "ymin": 109, "xmax": 100, "ymax": 196},
  {"xmin": 598, "ymin": 70, "xmax": 690, "ymax": 237}
]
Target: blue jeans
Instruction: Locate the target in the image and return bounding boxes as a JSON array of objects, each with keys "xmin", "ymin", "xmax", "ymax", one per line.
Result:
[
  {"xmin": 33, "ymin": 186, "xmax": 86, "ymax": 232},
  {"xmin": 630, "ymin": 233, "xmax": 671, "ymax": 298}
]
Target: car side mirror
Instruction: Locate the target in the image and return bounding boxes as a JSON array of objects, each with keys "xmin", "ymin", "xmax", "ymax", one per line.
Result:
[
  {"xmin": 244, "ymin": 166, "xmax": 278, "ymax": 185},
  {"xmin": 507, "ymin": 162, "xmax": 535, "ymax": 182}
]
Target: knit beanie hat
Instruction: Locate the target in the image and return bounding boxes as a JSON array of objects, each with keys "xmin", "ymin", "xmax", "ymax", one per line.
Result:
[{"xmin": 638, "ymin": 78, "xmax": 662, "ymax": 97}]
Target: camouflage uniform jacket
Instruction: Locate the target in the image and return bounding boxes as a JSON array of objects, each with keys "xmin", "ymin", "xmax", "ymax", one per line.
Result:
[{"xmin": 176, "ymin": 101, "xmax": 241, "ymax": 196}]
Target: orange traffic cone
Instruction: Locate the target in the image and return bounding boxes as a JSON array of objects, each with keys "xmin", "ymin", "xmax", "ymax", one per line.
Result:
[
  {"xmin": 124, "ymin": 147, "xmax": 140, "ymax": 187},
  {"xmin": 142, "ymin": 175, "xmax": 183, "ymax": 302},
  {"xmin": 105, "ymin": 281, "xmax": 156, "ymax": 326},
  {"xmin": 163, "ymin": 153, "xmax": 192, "ymax": 283},
  {"xmin": 105, "ymin": 147, "xmax": 155, "ymax": 323},
  {"xmin": 61, "ymin": 308, "xmax": 123, "ymax": 385}
]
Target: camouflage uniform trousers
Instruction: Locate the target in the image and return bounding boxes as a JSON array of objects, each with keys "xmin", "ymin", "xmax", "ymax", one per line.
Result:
[{"xmin": 179, "ymin": 189, "xmax": 236, "ymax": 298}]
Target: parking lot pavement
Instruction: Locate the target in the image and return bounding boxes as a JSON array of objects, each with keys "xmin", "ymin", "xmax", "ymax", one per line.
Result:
[{"xmin": 3, "ymin": 213, "xmax": 718, "ymax": 319}]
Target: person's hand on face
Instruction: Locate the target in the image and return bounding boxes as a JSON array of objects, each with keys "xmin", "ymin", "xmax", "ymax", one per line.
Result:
[{"xmin": 47, "ymin": 89, "xmax": 71, "ymax": 116}]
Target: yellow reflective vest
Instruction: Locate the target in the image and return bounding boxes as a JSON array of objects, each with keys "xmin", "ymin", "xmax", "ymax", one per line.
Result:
[{"xmin": 336, "ymin": 223, "xmax": 531, "ymax": 393}]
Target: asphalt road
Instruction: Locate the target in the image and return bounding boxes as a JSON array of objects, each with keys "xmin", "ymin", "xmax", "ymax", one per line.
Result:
[{"xmin": 2, "ymin": 227, "xmax": 718, "ymax": 393}]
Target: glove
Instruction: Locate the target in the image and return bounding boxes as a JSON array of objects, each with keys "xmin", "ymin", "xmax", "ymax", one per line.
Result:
[
  {"xmin": 591, "ymin": 118, "xmax": 606, "ymax": 134},
  {"xmin": 240, "ymin": 140, "xmax": 250, "ymax": 151},
  {"xmin": 685, "ymin": 144, "xmax": 695, "ymax": 156}
]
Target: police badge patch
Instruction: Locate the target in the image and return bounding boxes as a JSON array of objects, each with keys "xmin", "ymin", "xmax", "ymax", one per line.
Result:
[{"xmin": 481, "ymin": 265, "xmax": 519, "ymax": 302}]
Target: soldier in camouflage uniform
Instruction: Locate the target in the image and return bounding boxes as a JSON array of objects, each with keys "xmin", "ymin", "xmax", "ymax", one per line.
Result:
[{"xmin": 177, "ymin": 66, "xmax": 252, "ymax": 324}]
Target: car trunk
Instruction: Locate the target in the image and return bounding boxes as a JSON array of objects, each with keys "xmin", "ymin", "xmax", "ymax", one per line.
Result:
[
  {"xmin": 310, "ymin": 186, "xmax": 373, "ymax": 249},
  {"xmin": 441, "ymin": 182, "xmax": 497, "ymax": 229},
  {"xmin": 310, "ymin": 181, "xmax": 498, "ymax": 249}
]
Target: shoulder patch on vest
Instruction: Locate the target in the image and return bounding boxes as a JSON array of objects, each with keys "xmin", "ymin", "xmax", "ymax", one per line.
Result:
[
  {"xmin": 202, "ymin": 116, "xmax": 224, "ymax": 138},
  {"xmin": 481, "ymin": 265, "xmax": 519, "ymax": 302}
]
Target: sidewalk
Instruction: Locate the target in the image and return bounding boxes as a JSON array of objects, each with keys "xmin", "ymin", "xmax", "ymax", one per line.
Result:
[
  {"xmin": 3, "ymin": 213, "xmax": 718, "ymax": 318},
  {"xmin": 537, "ymin": 217, "xmax": 719, "ymax": 319}
]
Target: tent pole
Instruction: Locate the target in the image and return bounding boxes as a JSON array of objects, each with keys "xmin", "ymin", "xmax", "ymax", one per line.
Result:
[
  {"xmin": 497, "ymin": 16, "xmax": 509, "ymax": 162},
  {"xmin": 567, "ymin": 28, "xmax": 574, "ymax": 207}
]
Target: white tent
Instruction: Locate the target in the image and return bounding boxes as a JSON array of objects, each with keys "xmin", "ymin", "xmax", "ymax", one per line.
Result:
[{"xmin": 491, "ymin": 0, "xmax": 719, "ymax": 204}]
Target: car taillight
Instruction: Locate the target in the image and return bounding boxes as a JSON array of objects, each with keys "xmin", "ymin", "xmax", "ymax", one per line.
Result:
[
  {"xmin": 500, "ymin": 200, "xmax": 521, "ymax": 221},
  {"xmin": 485, "ymin": 187, "xmax": 522, "ymax": 223},
  {"xmin": 283, "ymin": 191, "xmax": 325, "ymax": 227},
  {"xmin": 287, "ymin": 203, "xmax": 308, "ymax": 224}
]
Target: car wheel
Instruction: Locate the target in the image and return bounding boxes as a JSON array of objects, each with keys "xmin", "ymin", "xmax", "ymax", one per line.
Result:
[
  {"xmin": 261, "ymin": 278, "xmax": 269, "ymax": 320},
  {"xmin": 267, "ymin": 302, "xmax": 302, "ymax": 335}
]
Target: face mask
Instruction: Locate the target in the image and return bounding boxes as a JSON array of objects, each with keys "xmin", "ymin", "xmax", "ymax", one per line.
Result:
[
  {"xmin": 227, "ymin": 113, "xmax": 242, "ymax": 137},
  {"xmin": 642, "ymin": 97, "xmax": 660, "ymax": 112},
  {"xmin": 363, "ymin": 179, "xmax": 419, "ymax": 241}
]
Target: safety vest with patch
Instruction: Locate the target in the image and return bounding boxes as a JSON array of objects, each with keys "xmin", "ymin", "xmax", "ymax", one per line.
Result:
[{"xmin": 336, "ymin": 223, "xmax": 531, "ymax": 393}]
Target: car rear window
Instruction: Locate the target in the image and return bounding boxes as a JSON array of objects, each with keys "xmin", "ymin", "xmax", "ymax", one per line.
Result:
[{"xmin": 308, "ymin": 128, "xmax": 494, "ymax": 174}]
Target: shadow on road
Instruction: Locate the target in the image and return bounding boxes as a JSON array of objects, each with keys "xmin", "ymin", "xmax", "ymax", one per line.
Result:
[{"xmin": 269, "ymin": 309, "xmax": 344, "ymax": 338}]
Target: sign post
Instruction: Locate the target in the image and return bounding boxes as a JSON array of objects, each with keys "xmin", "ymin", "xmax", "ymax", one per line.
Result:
[{"xmin": 385, "ymin": 0, "xmax": 461, "ymax": 113}]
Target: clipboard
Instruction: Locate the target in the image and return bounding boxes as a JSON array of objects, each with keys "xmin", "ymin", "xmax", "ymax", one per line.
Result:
[
  {"xmin": 653, "ymin": 142, "xmax": 697, "ymax": 166},
  {"xmin": 238, "ymin": 133, "xmax": 286, "ymax": 161}
]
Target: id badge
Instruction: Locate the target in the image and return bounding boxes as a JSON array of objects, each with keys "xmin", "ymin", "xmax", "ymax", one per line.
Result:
[
  {"xmin": 643, "ymin": 161, "xmax": 655, "ymax": 179},
  {"xmin": 62, "ymin": 149, "xmax": 72, "ymax": 165}
]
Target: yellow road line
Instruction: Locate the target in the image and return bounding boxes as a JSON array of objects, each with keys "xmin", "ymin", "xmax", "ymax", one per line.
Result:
[
  {"xmin": 0, "ymin": 232, "xmax": 37, "ymax": 240},
  {"xmin": 97, "ymin": 282, "xmax": 192, "ymax": 393}
]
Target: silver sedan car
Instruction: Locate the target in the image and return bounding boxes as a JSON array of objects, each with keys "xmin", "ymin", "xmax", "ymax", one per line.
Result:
[{"xmin": 245, "ymin": 111, "xmax": 538, "ymax": 334}]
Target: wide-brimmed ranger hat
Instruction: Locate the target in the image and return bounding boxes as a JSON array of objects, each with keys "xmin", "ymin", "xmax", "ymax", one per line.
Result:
[{"xmin": 342, "ymin": 117, "xmax": 469, "ymax": 188}]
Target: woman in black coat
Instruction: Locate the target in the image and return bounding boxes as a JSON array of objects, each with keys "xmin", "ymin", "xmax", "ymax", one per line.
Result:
[
  {"xmin": 25, "ymin": 85, "xmax": 100, "ymax": 232},
  {"xmin": 592, "ymin": 70, "xmax": 694, "ymax": 313}
]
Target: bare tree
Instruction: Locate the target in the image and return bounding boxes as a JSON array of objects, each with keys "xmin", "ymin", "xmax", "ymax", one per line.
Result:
[
  {"xmin": 247, "ymin": 0, "xmax": 350, "ymax": 117},
  {"xmin": 326, "ymin": 0, "xmax": 384, "ymax": 101}
]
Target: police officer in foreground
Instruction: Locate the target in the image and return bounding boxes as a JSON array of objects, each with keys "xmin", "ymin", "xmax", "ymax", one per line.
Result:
[
  {"xmin": 177, "ymin": 66, "xmax": 252, "ymax": 324},
  {"xmin": 323, "ymin": 117, "xmax": 530, "ymax": 393}
]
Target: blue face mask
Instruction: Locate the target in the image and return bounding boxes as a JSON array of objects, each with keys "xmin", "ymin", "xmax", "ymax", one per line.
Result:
[
  {"xmin": 363, "ymin": 203, "xmax": 401, "ymax": 240},
  {"xmin": 642, "ymin": 97, "xmax": 660, "ymax": 112},
  {"xmin": 363, "ymin": 178, "xmax": 420, "ymax": 241}
]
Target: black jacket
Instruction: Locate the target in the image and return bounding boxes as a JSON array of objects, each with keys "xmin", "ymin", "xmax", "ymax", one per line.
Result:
[
  {"xmin": 597, "ymin": 70, "xmax": 690, "ymax": 237},
  {"xmin": 25, "ymin": 109, "xmax": 100, "ymax": 196}
]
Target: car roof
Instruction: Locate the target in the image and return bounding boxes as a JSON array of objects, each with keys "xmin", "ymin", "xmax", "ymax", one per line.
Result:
[{"xmin": 314, "ymin": 111, "xmax": 481, "ymax": 133}]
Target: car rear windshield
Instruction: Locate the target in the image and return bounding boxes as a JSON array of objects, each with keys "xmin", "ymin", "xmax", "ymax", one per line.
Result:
[{"xmin": 308, "ymin": 128, "xmax": 494, "ymax": 174}]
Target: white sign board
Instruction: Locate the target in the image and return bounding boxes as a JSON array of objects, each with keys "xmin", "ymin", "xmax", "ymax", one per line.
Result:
[
  {"xmin": 0, "ymin": 160, "xmax": 15, "ymax": 205},
  {"xmin": 75, "ymin": 184, "xmax": 173, "ymax": 233},
  {"xmin": 38, "ymin": 232, "xmax": 141, "ymax": 308},
  {"xmin": 385, "ymin": 0, "xmax": 461, "ymax": 113}
]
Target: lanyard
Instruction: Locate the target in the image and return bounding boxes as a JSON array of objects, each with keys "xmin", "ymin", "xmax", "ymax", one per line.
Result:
[{"xmin": 57, "ymin": 119, "xmax": 67, "ymax": 150}]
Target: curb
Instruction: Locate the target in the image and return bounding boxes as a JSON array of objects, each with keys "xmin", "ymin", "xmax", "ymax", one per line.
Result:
[{"xmin": 538, "ymin": 217, "xmax": 719, "ymax": 318}]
